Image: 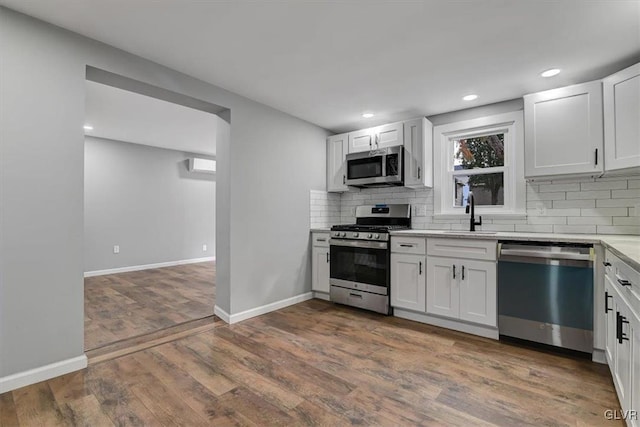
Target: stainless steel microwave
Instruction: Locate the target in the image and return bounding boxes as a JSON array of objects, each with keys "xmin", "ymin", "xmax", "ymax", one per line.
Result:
[{"xmin": 345, "ymin": 145, "xmax": 403, "ymax": 187}]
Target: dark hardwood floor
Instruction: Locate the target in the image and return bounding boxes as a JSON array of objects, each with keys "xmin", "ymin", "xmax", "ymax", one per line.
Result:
[
  {"xmin": 1, "ymin": 299, "xmax": 623, "ymax": 426},
  {"xmin": 84, "ymin": 262, "xmax": 215, "ymax": 350}
]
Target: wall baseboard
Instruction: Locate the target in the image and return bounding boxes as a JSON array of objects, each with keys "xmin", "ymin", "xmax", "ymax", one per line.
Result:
[
  {"xmin": 312, "ymin": 291, "xmax": 330, "ymax": 301},
  {"xmin": 592, "ymin": 349, "xmax": 607, "ymax": 365},
  {"xmin": 213, "ymin": 305, "xmax": 230, "ymax": 323},
  {"xmin": 0, "ymin": 355, "xmax": 87, "ymax": 394},
  {"xmin": 215, "ymin": 292, "xmax": 314, "ymax": 324},
  {"xmin": 394, "ymin": 308, "xmax": 499, "ymax": 340},
  {"xmin": 84, "ymin": 256, "xmax": 216, "ymax": 277}
]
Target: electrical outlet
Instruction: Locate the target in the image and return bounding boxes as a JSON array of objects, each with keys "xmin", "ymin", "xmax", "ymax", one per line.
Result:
[
  {"xmin": 414, "ymin": 204, "xmax": 427, "ymax": 217},
  {"xmin": 202, "ymin": 244, "xmax": 207, "ymax": 252},
  {"xmin": 113, "ymin": 245, "xmax": 120, "ymax": 254}
]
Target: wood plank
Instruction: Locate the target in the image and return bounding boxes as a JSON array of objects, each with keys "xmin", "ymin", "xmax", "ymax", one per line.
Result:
[
  {"xmin": 2, "ymin": 300, "xmax": 624, "ymax": 426},
  {"xmin": 0, "ymin": 392, "xmax": 19, "ymax": 427}
]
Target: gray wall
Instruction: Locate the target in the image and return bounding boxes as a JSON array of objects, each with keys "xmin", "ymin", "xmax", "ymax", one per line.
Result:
[
  {"xmin": 84, "ymin": 137, "xmax": 215, "ymax": 272},
  {"xmin": 0, "ymin": 7, "xmax": 328, "ymax": 379}
]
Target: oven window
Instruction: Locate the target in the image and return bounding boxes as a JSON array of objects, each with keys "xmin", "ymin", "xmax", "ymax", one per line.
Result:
[
  {"xmin": 348, "ymin": 157, "xmax": 383, "ymax": 179},
  {"xmin": 330, "ymin": 244, "xmax": 388, "ymax": 287}
]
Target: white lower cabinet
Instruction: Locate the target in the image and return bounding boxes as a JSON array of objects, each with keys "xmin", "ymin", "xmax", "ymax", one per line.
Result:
[
  {"xmin": 613, "ymin": 295, "xmax": 633, "ymax": 413},
  {"xmin": 632, "ymin": 316, "xmax": 640, "ymax": 427},
  {"xmin": 390, "ymin": 253, "xmax": 426, "ymax": 312},
  {"xmin": 604, "ymin": 250, "xmax": 639, "ymax": 426},
  {"xmin": 425, "ymin": 257, "xmax": 458, "ymax": 318},
  {"xmin": 311, "ymin": 232, "xmax": 330, "ymax": 293},
  {"xmin": 458, "ymin": 259, "xmax": 497, "ymax": 326},
  {"xmin": 426, "ymin": 256, "xmax": 497, "ymax": 327},
  {"xmin": 605, "ymin": 276, "xmax": 617, "ymax": 365}
]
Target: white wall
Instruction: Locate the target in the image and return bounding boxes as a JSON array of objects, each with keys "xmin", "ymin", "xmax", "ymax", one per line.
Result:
[
  {"xmin": 0, "ymin": 6, "xmax": 328, "ymax": 385},
  {"xmin": 84, "ymin": 137, "xmax": 215, "ymax": 272}
]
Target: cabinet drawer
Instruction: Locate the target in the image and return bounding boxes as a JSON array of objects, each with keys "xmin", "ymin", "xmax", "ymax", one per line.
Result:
[
  {"xmin": 312, "ymin": 232, "xmax": 330, "ymax": 247},
  {"xmin": 606, "ymin": 249, "xmax": 640, "ymax": 317},
  {"xmin": 391, "ymin": 237, "xmax": 426, "ymax": 255},
  {"xmin": 428, "ymin": 238, "xmax": 497, "ymax": 261}
]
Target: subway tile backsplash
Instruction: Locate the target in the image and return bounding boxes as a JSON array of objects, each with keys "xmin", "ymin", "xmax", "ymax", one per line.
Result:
[
  {"xmin": 309, "ymin": 190, "xmax": 341, "ymax": 229},
  {"xmin": 311, "ymin": 176, "xmax": 640, "ymax": 235}
]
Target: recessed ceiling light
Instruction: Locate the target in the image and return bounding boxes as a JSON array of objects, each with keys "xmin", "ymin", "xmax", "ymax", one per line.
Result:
[
  {"xmin": 541, "ymin": 68, "xmax": 561, "ymax": 78},
  {"xmin": 362, "ymin": 113, "xmax": 374, "ymax": 118},
  {"xmin": 83, "ymin": 125, "xmax": 93, "ymax": 131},
  {"xmin": 462, "ymin": 94, "xmax": 478, "ymax": 101}
]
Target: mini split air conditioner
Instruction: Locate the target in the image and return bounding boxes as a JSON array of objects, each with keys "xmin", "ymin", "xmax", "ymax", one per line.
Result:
[{"xmin": 188, "ymin": 157, "xmax": 216, "ymax": 174}]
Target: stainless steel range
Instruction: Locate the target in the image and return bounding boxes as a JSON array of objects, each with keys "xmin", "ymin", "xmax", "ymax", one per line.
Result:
[{"xmin": 329, "ymin": 204, "xmax": 411, "ymax": 314}]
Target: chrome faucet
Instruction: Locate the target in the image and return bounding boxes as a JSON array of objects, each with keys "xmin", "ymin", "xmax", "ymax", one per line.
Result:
[{"xmin": 465, "ymin": 191, "xmax": 482, "ymax": 231}]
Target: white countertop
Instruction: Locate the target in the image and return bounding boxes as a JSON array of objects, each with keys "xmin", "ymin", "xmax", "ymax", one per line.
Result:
[{"xmin": 390, "ymin": 229, "xmax": 640, "ymax": 271}]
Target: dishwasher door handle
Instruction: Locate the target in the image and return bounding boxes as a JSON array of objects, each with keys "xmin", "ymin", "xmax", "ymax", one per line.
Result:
[{"xmin": 499, "ymin": 249, "xmax": 591, "ymax": 261}]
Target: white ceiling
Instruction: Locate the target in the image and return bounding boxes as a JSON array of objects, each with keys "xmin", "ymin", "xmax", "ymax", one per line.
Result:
[
  {"xmin": 85, "ymin": 81, "xmax": 217, "ymax": 156},
  {"xmin": 4, "ymin": 1, "xmax": 640, "ymax": 133}
]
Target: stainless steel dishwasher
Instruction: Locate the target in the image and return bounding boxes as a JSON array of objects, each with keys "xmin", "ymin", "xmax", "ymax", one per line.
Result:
[{"xmin": 498, "ymin": 241, "xmax": 594, "ymax": 353}]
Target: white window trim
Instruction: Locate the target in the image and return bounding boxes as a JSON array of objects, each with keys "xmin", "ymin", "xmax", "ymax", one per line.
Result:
[{"xmin": 433, "ymin": 111, "xmax": 525, "ymax": 217}]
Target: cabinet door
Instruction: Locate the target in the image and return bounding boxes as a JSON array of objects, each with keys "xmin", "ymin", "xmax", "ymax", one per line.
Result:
[
  {"xmin": 312, "ymin": 246, "xmax": 330, "ymax": 293},
  {"xmin": 604, "ymin": 276, "xmax": 617, "ymax": 366},
  {"xmin": 631, "ymin": 312, "xmax": 640, "ymax": 427},
  {"xmin": 459, "ymin": 259, "xmax": 497, "ymax": 327},
  {"xmin": 390, "ymin": 253, "xmax": 426, "ymax": 312},
  {"xmin": 613, "ymin": 297, "xmax": 632, "ymax": 413},
  {"xmin": 604, "ymin": 63, "xmax": 640, "ymax": 173},
  {"xmin": 426, "ymin": 257, "xmax": 459, "ymax": 318},
  {"xmin": 524, "ymin": 81, "xmax": 603, "ymax": 179},
  {"xmin": 403, "ymin": 118, "xmax": 433, "ymax": 188},
  {"xmin": 326, "ymin": 134, "xmax": 349, "ymax": 192},
  {"xmin": 376, "ymin": 122, "xmax": 403, "ymax": 149},
  {"xmin": 348, "ymin": 129, "xmax": 374, "ymax": 153}
]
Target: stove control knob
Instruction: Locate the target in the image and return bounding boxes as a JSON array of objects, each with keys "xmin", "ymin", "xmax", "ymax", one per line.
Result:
[
  {"xmin": 340, "ymin": 232, "xmax": 346, "ymax": 237},
  {"xmin": 374, "ymin": 234, "xmax": 380, "ymax": 239},
  {"xmin": 368, "ymin": 233, "xmax": 373, "ymax": 238},
  {"xmin": 353, "ymin": 233, "xmax": 359, "ymax": 237}
]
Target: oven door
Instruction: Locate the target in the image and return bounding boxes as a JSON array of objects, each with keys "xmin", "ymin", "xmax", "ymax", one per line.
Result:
[{"xmin": 330, "ymin": 239, "xmax": 389, "ymax": 295}]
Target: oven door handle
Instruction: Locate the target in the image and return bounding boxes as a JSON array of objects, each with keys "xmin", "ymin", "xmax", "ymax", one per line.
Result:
[{"xmin": 329, "ymin": 239, "xmax": 388, "ymax": 250}]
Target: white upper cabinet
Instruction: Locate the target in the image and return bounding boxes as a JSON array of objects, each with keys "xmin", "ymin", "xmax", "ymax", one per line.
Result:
[
  {"xmin": 524, "ymin": 81, "xmax": 604, "ymax": 180},
  {"xmin": 403, "ymin": 118, "xmax": 433, "ymax": 188},
  {"xmin": 348, "ymin": 129, "xmax": 374, "ymax": 153},
  {"xmin": 604, "ymin": 62, "xmax": 640, "ymax": 174},
  {"xmin": 326, "ymin": 133, "xmax": 349, "ymax": 192},
  {"xmin": 375, "ymin": 122, "xmax": 404, "ymax": 149},
  {"xmin": 348, "ymin": 122, "xmax": 403, "ymax": 153}
]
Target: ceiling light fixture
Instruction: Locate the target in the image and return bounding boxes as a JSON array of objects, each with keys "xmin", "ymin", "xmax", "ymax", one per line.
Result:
[
  {"xmin": 83, "ymin": 125, "xmax": 93, "ymax": 131},
  {"xmin": 541, "ymin": 68, "xmax": 561, "ymax": 78},
  {"xmin": 462, "ymin": 94, "xmax": 478, "ymax": 101},
  {"xmin": 362, "ymin": 113, "xmax": 374, "ymax": 118}
]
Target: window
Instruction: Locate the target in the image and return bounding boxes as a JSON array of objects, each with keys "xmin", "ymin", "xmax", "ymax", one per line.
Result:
[{"xmin": 433, "ymin": 111, "xmax": 525, "ymax": 217}]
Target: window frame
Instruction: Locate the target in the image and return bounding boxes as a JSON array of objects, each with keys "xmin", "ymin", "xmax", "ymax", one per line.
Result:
[{"xmin": 433, "ymin": 111, "xmax": 525, "ymax": 218}]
